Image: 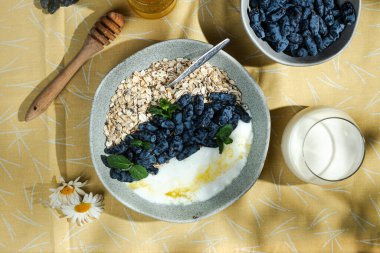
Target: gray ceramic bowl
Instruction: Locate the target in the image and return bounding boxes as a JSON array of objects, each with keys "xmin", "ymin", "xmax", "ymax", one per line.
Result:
[
  {"xmin": 241, "ymin": 0, "xmax": 360, "ymax": 66},
  {"xmin": 89, "ymin": 39, "xmax": 270, "ymax": 223}
]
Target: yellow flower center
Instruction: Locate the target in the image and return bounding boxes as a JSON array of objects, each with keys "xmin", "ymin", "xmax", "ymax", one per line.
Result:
[
  {"xmin": 74, "ymin": 203, "xmax": 91, "ymax": 213},
  {"xmin": 60, "ymin": 186, "xmax": 74, "ymax": 195}
]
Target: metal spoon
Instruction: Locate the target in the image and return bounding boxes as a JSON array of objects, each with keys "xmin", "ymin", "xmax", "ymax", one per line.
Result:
[{"xmin": 167, "ymin": 38, "xmax": 230, "ymax": 88}]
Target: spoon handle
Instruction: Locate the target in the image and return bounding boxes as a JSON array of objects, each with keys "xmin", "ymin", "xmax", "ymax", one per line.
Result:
[
  {"xmin": 24, "ymin": 11, "xmax": 125, "ymax": 122},
  {"xmin": 25, "ymin": 38, "xmax": 102, "ymax": 122},
  {"xmin": 168, "ymin": 38, "xmax": 230, "ymax": 88}
]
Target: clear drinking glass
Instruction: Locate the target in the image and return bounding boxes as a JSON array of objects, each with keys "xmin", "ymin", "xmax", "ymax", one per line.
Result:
[
  {"xmin": 128, "ymin": 0, "xmax": 177, "ymax": 19},
  {"xmin": 281, "ymin": 106, "xmax": 365, "ymax": 185}
]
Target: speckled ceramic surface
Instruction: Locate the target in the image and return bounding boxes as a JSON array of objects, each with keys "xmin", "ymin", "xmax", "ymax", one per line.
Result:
[
  {"xmin": 241, "ymin": 0, "xmax": 361, "ymax": 66},
  {"xmin": 89, "ymin": 39, "xmax": 270, "ymax": 223}
]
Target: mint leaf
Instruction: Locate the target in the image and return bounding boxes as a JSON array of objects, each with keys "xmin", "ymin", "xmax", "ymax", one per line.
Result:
[
  {"xmin": 224, "ymin": 137, "xmax": 233, "ymax": 145},
  {"xmin": 169, "ymin": 103, "xmax": 179, "ymax": 111},
  {"xmin": 130, "ymin": 165, "xmax": 149, "ymax": 180},
  {"xmin": 141, "ymin": 142, "xmax": 152, "ymax": 150},
  {"xmin": 149, "ymin": 99, "xmax": 178, "ymax": 119},
  {"xmin": 216, "ymin": 124, "xmax": 233, "ymax": 140},
  {"xmin": 148, "ymin": 106, "xmax": 170, "ymax": 118},
  {"xmin": 130, "ymin": 139, "xmax": 152, "ymax": 150},
  {"xmin": 107, "ymin": 155, "xmax": 133, "ymax": 170},
  {"xmin": 216, "ymin": 139, "xmax": 224, "ymax": 154},
  {"xmin": 159, "ymin": 98, "xmax": 171, "ymax": 110},
  {"xmin": 166, "ymin": 104, "xmax": 179, "ymax": 117},
  {"xmin": 148, "ymin": 106, "xmax": 164, "ymax": 115},
  {"xmin": 130, "ymin": 139, "xmax": 143, "ymax": 147},
  {"xmin": 215, "ymin": 124, "xmax": 234, "ymax": 154}
]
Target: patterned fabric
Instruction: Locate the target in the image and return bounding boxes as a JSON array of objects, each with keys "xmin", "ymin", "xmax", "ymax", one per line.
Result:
[{"xmin": 0, "ymin": 0, "xmax": 380, "ymax": 252}]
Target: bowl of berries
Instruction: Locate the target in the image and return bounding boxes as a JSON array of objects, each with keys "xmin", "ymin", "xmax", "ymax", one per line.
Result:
[
  {"xmin": 241, "ymin": 0, "xmax": 360, "ymax": 66},
  {"xmin": 89, "ymin": 39, "xmax": 270, "ymax": 222}
]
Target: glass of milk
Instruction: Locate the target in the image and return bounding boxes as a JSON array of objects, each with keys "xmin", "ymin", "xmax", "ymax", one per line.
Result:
[{"xmin": 281, "ymin": 106, "xmax": 365, "ymax": 185}]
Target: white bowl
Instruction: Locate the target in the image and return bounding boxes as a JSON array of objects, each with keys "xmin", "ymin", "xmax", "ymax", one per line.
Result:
[
  {"xmin": 240, "ymin": 0, "xmax": 361, "ymax": 66},
  {"xmin": 89, "ymin": 39, "xmax": 271, "ymax": 222}
]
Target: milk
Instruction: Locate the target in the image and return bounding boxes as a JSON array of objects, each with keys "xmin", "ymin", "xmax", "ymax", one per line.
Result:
[{"xmin": 281, "ymin": 107, "xmax": 365, "ymax": 185}]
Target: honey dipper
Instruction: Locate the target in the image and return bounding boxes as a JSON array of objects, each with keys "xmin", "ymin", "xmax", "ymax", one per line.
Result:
[{"xmin": 25, "ymin": 11, "xmax": 125, "ymax": 122}]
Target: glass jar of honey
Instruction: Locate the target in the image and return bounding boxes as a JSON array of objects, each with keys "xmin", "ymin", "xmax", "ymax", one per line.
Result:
[{"xmin": 128, "ymin": 0, "xmax": 177, "ymax": 19}]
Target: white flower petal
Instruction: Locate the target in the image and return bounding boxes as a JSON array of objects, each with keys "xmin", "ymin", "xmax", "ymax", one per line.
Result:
[
  {"xmin": 76, "ymin": 188, "xmax": 86, "ymax": 196},
  {"xmin": 58, "ymin": 176, "xmax": 65, "ymax": 184}
]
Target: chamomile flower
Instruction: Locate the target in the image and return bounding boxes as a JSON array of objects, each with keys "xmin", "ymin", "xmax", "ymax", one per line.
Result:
[
  {"xmin": 61, "ymin": 192, "xmax": 104, "ymax": 226},
  {"xmin": 49, "ymin": 176, "xmax": 87, "ymax": 208}
]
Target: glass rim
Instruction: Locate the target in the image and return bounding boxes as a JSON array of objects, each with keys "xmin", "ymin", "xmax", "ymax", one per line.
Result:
[{"xmin": 301, "ymin": 116, "xmax": 366, "ymax": 182}]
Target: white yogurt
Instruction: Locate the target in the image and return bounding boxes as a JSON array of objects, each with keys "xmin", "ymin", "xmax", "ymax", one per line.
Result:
[{"xmin": 128, "ymin": 120, "xmax": 253, "ymax": 205}]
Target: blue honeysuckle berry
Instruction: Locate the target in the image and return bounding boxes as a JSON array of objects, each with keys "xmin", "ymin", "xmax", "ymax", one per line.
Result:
[
  {"xmin": 288, "ymin": 42, "xmax": 300, "ymax": 55},
  {"xmin": 249, "ymin": 9, "xmax": 261, "ymax": 24},
  {"xmin": 280, "ymin": 15, "xmax": 291, "ymax": 37},
  {"xmin": 266, "ymin": 1, "xmax": 281, "ymax": 14},
  {"xmin": 270, "ymin": 8, "xmax": 287, "ymax": 22},
  {"xmin": 175, "ymin": 123, "xmax": 184, "ymax": 135},
  {"xmin": 332, "ymin": 9, "xmax": 341, "ymax": 18},
  {"xmin": 172, "ymin": 111, "xmax": 183, "ymax": 124},
  {"xmin": 296, "ymin": 47, "xmax": 309, "ymax": 57},
  {"xmin": 176, "ymin": 145, "xmax": 200, "ymax": 161},
  {"xmin": 198, "ymin": 107, "xmax": 214, "ymax": 127},
  {"xmin": 207, "ymin": 121, "xmax": 220, "ymax": 137},
  {"xmin": 183, "ymin": 104, "xmax": 194, "ymax": 120},
  {"xmin": 171, "ymin": 135, "xmax": 184, "ymax": 152},
  {"xmin": 314, "ymin": 34, "xmax": 325, "ymax": 52},
  {"xmin": 217, "ymin": 106, "xmax": 234, "ymax": 126},
  {"xmin": 300, "ymin": 19, "xmax": 310, "ymax": 32},
  {"xmin": 147, "ymin": 166, "xmax": 158, "ymax": 175},
  {"xmin": 235, "ymin": 105, "xmax": 252, "ymax": 123},
  {"xmin": 259, "ymin": 8, "xmax": 266, "ymax": 22},
  {"xmin": 137, "ymin": 131, "xmax": 157, "ymax": 143},
  {"xmin": 176, "ymin": 93, "xmax": 192, "ymax": 108},
  {"xmin": 318, "ymin": 16, "xmax": 328, "ymax": 36},
  {"xmin": 259, "ymin": 0, "xmax": 270, "ymax": 10},
  {"xmin": 314, "ymin": 0, "xmax": 325, "ymax": 16},
  {"xmin": 304, "ymin": 35, "xmax": 318, "ymax": 56},
  {"xmin": 110, "ymin": 168, "xmax": 121, "ymax": 179},
  {"xmin": 229, "ymin": 114, "xmax": 240, "ymax": 129},
  {"xmin": 249, "ymin": 0, "xmax": 259, "ymax": 9},
  {"xmin": 324, "ymin": 11, "xmax": 335, "ymax": 27},
  {"xmin": 138, "ymin": 122, "xmax": 158, "ymax": 132},
  {"xmin": 193, "ymin": 95, "xmax": 205, "ymax": 116},
  {"xmin": 309, "ymin": 14, "xmax": 320, "ymax": 36},
  {"xmin": 301, "ymin": 7, "xmax": 312, "ymax": 20},
  {"xmin": 324, "ymin": 0, "xmax": 335, "ymax": 10},
  {"xmin": 157, "ymin": 152, "xmax": 170, "ymax": 164},
  {"xmin": 322, "ymin": 34, "xmax": 335, "ymax": 48},
  {"xmin": 273, "ymin": 39, "xmax": 289, "ymax": 53},
  {"xmin": 209, "ymin": 92, "xmax": 236, "ymax": 104},
  {"xmin": 341, "ymin": 2, "xmax": 356, "ymax": 25},
  {"xmin": 120, "ymin": 171, "xmax": 134, "ymax": 183},
  {"xmin": 252, "ymin": 24, "xmax": 266, "ymax": 39},
  {"xmin": 202, "ymin": 139, "xmax": 219, "ymax": 148},
  {"xmin": 287, "ymin": 33, "xmax": 303, "ymax": 44},
  {"xmin": 329, "ymin": 20, "xmax": 345, "ymax": 40},
  {"xmin": 302, "ymin": 29, "xmax": 312, "ymax": 37},
  {"xmin": 193, "ymin": 129, "xmax": 208, "ymax": 144},
  {"xmin": 265, "ymin": 22, "xmax": 283, "ymax": 42}
]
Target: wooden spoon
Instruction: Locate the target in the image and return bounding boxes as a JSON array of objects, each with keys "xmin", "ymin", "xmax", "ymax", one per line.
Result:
[{"xmin": 25, "ymin": 11, "xmax": 125, "ymax": 122}]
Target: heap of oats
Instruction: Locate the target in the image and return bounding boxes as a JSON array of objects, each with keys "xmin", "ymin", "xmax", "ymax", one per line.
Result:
[{"xmin": 104, "ymin": 58, "xmax": 241, "ymax": 148}]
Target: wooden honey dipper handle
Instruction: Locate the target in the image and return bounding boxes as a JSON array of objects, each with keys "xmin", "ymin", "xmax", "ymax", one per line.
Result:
[{"xmin": 25, "ymin": 11, "xmax": 125, "ymax": 122}]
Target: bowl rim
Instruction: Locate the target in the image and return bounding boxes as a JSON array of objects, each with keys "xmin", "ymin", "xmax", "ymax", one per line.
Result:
[
  {"xmin": 89, "ymin": 38, "xmax": 271, "ymax": 222},
  {"xmin": 240, "ymin": 0, "xmax": 361, "ymax": 67}
]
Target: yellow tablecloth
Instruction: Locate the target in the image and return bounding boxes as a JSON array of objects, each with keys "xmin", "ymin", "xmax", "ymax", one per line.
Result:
[{"xmin": 1, "ymin": 0, "xmax": 380, "ymax": 252}]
